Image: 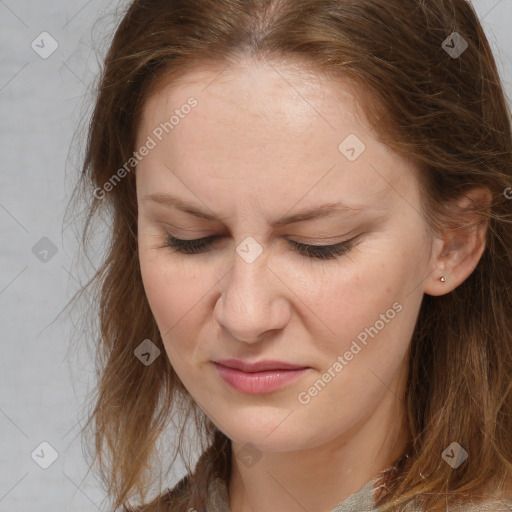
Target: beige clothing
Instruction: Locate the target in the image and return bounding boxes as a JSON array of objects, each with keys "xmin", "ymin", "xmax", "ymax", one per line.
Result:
[
  {"xmin": 168, "ymin": 447, "xmax": 512, "ymax": 511},
  {"xmin": 198, "ymin": 472, "xmax": 512, "ymax": 511}
]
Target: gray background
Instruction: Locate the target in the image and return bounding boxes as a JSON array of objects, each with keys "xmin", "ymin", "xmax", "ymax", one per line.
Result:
[{"xmin": 1, "ymin": 0, "xmax": 511, "ymax": 510}]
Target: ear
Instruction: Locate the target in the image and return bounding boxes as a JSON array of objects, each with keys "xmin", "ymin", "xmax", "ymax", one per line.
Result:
[{"xmin": 424, "ymin": 186, "xmax": 492, "ymax": 297}]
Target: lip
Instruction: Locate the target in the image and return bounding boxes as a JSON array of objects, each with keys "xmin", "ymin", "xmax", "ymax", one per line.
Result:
[
  {"xmin": 214, "ymin": 358, "xmax": 308, "ymax": 372},
  {"xmin": 213, "ymin": 359, "xmax": 311, "ymax": 394}
]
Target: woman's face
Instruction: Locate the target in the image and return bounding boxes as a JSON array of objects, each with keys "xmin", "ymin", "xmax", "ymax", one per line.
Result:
[{"xmin": 135, "ymin": 58, "xmax": 438, "ymax": 453}]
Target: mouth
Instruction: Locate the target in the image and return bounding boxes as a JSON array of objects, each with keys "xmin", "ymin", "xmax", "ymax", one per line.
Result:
[{"xmin": 213, "ymin": 359, "xmax": 311, "ymax": 394}]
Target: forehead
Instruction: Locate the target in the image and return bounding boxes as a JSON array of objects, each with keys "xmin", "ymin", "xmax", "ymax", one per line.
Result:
[
  {"xmin": 141, "ymin": 58, "xmax": 368, "ymax": 142},
  {"xmin": 136, "ymin": 59, "xmax": 415, "ymax": 217}
]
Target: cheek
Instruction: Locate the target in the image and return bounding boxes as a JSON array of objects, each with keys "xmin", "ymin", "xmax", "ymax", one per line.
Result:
[
  {"xmin": 138, "ymin": 240, "xmax": 220, "ymax": 350},
  {"xmin": 138, "ymin": 253, "xmax": 203, "ymax": 387},
  {"xmin": 140, "ymin": 263, "xmax": 188, "ymax": 334},
  {"xmin": 302, "ymin": 258, "xmax": 386, "ymax": 326},
  {"xmin": 299, "ymin": 238, "xmax": 423, "ymax": 362},
  {"xmin": 138, "ymin": 237, "xmax": 187, "ymax": 335}
]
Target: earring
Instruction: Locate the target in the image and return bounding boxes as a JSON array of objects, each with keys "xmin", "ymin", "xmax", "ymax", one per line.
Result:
[{"xmin": 440, "ymin": 276, "xmax": 446, "ymax": 282}]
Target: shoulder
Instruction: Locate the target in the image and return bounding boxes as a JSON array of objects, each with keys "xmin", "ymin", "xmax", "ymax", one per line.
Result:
[
  {"xmin": 125, "ymin": 436, "xmax": 230, "ymax": 512},
  {"xmin": 401, "ymin": 492, "xmax": 512, "ymax": 511},
  {"xmin": 451, "ymin": 485, "xmax": 512, "ymax": 511},
  {"xmin": 167, "ymin": 472, "xmax": 192, "ymax": 502},
  {"xmin": 167, "ymin": 471, "xmax": 230, "ymax": 512},
  {"xmin": 121, "ymin": 474, "xmax": 191, "ymax": 512},
  {"xmin": 455, "ymin": 494, "xmax": 512, "ymax": 511}
]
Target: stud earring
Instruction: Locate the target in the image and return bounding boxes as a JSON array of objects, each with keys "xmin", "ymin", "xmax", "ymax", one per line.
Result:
[{"xmin": 440, "ymin": 276, "xmax": 446, "ymax": 282}]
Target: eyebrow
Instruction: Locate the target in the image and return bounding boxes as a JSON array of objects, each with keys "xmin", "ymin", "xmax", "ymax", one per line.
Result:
[{"xmin": 143, "ymin": 192, "xmax": 366, "ymax": 227}]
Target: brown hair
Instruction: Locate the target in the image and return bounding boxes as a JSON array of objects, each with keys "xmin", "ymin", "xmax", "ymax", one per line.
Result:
[{"xmin": 66, "ymin": 0, "xmax": 512, "ymax": 510}]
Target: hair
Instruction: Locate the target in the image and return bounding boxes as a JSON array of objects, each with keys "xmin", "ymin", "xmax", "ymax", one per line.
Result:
[{"xmin": 66, "ymin": 0, "xmax": 512, "ymax": 510}]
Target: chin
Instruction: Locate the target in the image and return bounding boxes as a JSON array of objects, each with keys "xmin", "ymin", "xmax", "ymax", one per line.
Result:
[{"xmin": 209, "ymin": 408, "xmax": 317, "ymax": 452}]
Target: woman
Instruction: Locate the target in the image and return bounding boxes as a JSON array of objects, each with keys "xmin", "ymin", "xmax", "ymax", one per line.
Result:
[{"xmin": 69, "ymin": 0, "xmax": 512, "ymax": 510}]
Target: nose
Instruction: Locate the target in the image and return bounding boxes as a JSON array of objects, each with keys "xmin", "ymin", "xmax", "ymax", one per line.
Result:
[{"xmin": 213, "ymin": 248, "xmax": 291, "ymax": 344}]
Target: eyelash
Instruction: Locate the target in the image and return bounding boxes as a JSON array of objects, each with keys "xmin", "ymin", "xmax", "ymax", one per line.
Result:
[{"xmin": 162, "ymin": 234, "xmax": 355, "ymax": 260}]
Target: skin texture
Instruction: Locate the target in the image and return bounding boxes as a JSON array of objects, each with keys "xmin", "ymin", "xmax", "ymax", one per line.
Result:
[{"xmin": 135, "ymin": 58, "xmax": 489, "ymax": 512}]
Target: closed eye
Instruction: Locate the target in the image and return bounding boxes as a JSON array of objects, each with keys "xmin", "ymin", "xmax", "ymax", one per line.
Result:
[{"xmin": 162, "ymin": 234, "xmax": 356, "ymax": 260}]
